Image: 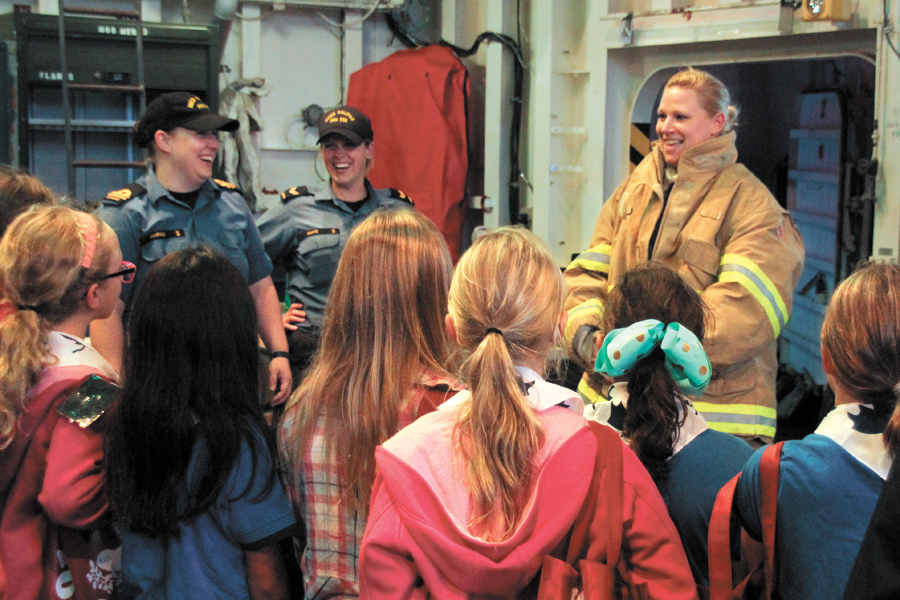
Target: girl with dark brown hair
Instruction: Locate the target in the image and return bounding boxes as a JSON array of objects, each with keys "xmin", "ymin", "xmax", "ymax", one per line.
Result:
[{"xmin": 585, "ymin": 262, "xmax": 754, "ymax": 586}]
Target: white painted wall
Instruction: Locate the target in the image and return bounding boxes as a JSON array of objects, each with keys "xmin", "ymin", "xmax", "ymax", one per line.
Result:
[
  {"xmin": 0, "ymin": 0, "xmax": 447, "ymax": 210},
  {"xmin": 520, "ymin": 0, "xmax": 900, "ymax": 265},
  {"xmin": 4, "ymin": 0, "xmax": 898, "ymax": 258}
]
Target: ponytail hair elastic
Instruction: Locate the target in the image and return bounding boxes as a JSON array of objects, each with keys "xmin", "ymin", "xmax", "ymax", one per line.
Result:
[
  {"xmin": 485, "ymin": 327, "xmax": 504, "ymax": 337},
  {"xmin": 594, "ymin": 319, "xmax": 711, "ymax": 397}
]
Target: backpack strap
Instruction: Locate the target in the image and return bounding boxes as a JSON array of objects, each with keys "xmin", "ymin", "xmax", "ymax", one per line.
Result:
[
  {"xmin": 566, "ymin": 422, "xmax": 622, "ymax": 561},
  {"xmin": 709, "ymin": 442, "xmax": 783, "ymax": 600},
  {"xmin": 562, "ymin": 422, "xmax": 623, "ymax": 598}
]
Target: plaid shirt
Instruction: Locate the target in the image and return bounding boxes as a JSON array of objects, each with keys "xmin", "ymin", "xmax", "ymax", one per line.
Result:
[{"xmin": 280, "ymin": 369, "xmax": 461, "ymax": 599}]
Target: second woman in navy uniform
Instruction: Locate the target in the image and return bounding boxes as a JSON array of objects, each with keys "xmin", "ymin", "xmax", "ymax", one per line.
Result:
[{"xmin": 256, "ymin": 106, "xmax": 411, "ymax": 383}]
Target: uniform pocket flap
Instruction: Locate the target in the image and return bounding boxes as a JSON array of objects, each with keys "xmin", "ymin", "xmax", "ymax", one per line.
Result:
[
  {"xmin": 296, "ymin": 229, "xmax": 341, "ymax": 254},
  {"xmin": 678, "ymin": 238, "xmax": 721, "ymax": 277},
  {"xmin": 699, "ymin": 207, "xmax": 723, "ymax": 220}
]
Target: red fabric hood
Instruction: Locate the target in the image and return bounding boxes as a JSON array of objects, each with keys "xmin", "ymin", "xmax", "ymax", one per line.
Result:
[{"xmin": 373, "ymin": 407, "xmax": 595, "ymax": 596}]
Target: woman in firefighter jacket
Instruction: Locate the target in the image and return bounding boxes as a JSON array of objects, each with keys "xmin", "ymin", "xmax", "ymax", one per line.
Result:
[{"xmin": 565, "ymin": 68, "xmax": 804, "ymax": 444}]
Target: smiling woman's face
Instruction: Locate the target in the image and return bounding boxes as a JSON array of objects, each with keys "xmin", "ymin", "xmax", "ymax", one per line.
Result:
[
  {"xmin": 655, "ymin": 86, "xmax": 725, "ymax": 167},
  {"xmin": 320, "ymin": 135, "xmax": 373, "ymax": 189}
]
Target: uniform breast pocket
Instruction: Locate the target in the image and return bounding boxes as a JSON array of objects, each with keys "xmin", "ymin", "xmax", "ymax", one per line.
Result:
[
  {"xmin": 140, "ymin": 230, "xmax": 189, "ymax": 267},
  {"xmin": 678, "ymin": 238, "xmax": 721, "ymax": 289},
  {"xmin": 295, "ymin": 230, "xmax": 342, "ymax": 286},
  {"xmin": 216, "ymin": 227, "xmax": 251, "ymax": 281}
]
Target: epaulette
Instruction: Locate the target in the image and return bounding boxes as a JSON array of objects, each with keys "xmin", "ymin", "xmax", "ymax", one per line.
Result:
[
  {"xmin": 103, "ymin": 182, "xmax": 147, "ymax": 206},
  {"xmin": 388, "ymin": 188, "xmax": 413, "ymax": 205},
  {"xmin": 214, "ymin": 179, "xmax": 244, "ymax": 195},
  {"xmin": 56, "ymin": 375, "xmax": 119, "ymax": 429},
  {"xmin": 281, "ymin": 186, "xmax": 314, "ymax": 204}
]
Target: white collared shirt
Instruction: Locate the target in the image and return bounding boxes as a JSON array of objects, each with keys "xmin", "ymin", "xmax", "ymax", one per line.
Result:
[
  {"xmin": 47, "ymin": 331, "xmax": 120, "ymax": 383},
  {"xmin": 439, "ymin": 366, "xmax": 582, "ymax": 415},
  {"xmin": 814, "ymin": 403, "xmax": 892, "ymax": 480},
  {"xmin": 583, "ymin": 383, "xmax": 708, "ymax": 456}
]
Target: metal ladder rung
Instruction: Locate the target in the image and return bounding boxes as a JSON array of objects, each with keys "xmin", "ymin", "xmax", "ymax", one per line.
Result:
[
  {"xmin": 67, "ymin": 83, "xmax": 145, "ymax": 93},
  {"xmin": 73, "ymin": 160, "xmax": 147, "ymax": 169},
  {"xmin": 58, "ymin": 0, "xmax": 147, "ymax": 198},
  {"xmin": 61, "ymin": 7, "xmax": 141, "ymax": 19}
]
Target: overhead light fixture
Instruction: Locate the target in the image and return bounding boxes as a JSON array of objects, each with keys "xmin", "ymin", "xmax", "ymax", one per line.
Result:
[{"xmin": 801, "ymin": 0, "xmax": 851, "ymax": 21}]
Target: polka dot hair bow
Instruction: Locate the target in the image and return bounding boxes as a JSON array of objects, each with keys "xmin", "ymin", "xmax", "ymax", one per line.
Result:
[{"xmin": 594, "ymin": 319, "xmax": 711, "ymax": 397}]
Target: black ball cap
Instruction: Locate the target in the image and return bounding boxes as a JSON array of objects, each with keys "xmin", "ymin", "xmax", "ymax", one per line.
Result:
[
  {"xmin": 135, "ymin": 92, "xmax": 239, "ymax": 147},
  {"xmin": 316, "ymin": 106, "xmax": 373, "ymax": 146}
]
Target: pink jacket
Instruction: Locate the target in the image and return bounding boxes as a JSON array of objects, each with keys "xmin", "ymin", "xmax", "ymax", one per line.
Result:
[
  {"xmin": 359, "ymin": 399, "xmax": 698, "ymax": 599},
  {"xmin": 0, "ymin": 363, "xmax": 113, "ymax": 600}
]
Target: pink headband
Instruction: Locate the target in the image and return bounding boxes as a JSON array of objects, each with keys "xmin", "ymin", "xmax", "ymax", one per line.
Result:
[{"xmin": 75, "ymin": 212, "xmax": 97, "ymax": 269}]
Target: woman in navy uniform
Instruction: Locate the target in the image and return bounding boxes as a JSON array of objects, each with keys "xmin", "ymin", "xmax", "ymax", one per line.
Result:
[
  {"xmin": 93, "ymin": 91, "xmax": 292, "ymax": 404},
  {"xmin": 256, "ymin": 106, "xmax": 411, "ymax": 382}
]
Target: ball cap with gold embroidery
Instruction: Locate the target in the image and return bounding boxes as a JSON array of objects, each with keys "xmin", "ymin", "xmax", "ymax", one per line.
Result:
[
  {"xmin": 135, "ymin": 91, "xmax": 239, "ymax": 147},
  {"xmin": 316, "ymin": 106, "xmax": 374, "ymax": 146}
]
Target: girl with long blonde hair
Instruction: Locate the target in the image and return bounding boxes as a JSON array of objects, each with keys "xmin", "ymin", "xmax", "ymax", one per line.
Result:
[
  {"xmin": 278, "ymin": 206, "xmax": 460, "ymax": 599},
  {"xmin": 359, "ymin": 227, "xmax": 697, "ymax": 599},
  {"xmin": 0, "ymin": 205, "xmax": 127, "ymax": 600}
]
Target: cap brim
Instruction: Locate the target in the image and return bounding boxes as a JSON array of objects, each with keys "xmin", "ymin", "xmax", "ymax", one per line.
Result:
[
  {"xmin": 182, "ymin": 113, "xmax": 240, "ymax": 132},
  {"xmin": 317, "ymin": 129, "xmax": 365, "ymax": 146}
]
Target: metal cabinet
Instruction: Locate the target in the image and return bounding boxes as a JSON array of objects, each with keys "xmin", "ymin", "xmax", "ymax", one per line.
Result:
[{"xmin": 0, "ymin": 11, "xmax": 218, "ymax": 201}]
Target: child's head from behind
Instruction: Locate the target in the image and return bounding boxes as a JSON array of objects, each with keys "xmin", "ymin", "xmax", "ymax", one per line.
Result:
[
  {"xmin": 822, "ymin": 262, "xmax": 900, "ymax": 407},
  {"xmin": 0, "ymin": 167, "xmax": 55, "ymax": 238},
  {"xmin": 447, "ymin": 227, "xmax": 564, "ymax": 542},
  {"xmin": 0, "ymin": 205, "xmax": 117, "ymax": 324},
  {"xmin": 125, "ymin": 246, "xmax": 259, "ymax": 418},
  {"xmin": 286, "ymin": 207, "xmax": 452, "ymax": 517},
  {"xmin": 448, "ymin": 226, "xmax": 566, "ymax": 366},
  {"xmin": 601, "ymin": 262, "xmax": 706, "ymax": 343},
  {"xmin": 598, "ymin": 263, "xmax": 709, "ymax": 482},
  {"xmin": 111, "ymin": 247, "xmax": 270, "ymax": 537},
  {"xmin": 321, "ymin": 206, "xmax": 452, "ymax": 366}
]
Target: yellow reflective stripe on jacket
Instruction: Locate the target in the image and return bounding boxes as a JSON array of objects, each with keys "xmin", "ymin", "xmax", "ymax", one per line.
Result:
[
  {"xmin": 566, "ymin": 244, "xmax": 612, "ymax": 275},
  {"xmin": 693, "ymin": 401, "xmax": 777, "ymax": 438},
  {"xmin": 565, "ymin": 298, "xmax": 603, "ymax": 341},
  {"xmin": 718, "ymin": 254, "xmax": 789, "ymax": 338},
  {"xmin": 578, "ymin": 376, "xmax": 605, "ymax": 405}
]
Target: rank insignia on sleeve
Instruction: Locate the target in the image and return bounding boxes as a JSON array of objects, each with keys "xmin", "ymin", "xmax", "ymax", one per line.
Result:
[
  {"xmin": 103, "ymin": 182, "xmax": 147, "ymax": 205},
  {"xmin": 388, "ymin": 188, "xmax": 413, "ymax": 205},
  {"xmin": 281, "ymin": 186, "xmax": 314, "ymax": 203},
  {"xmin": 214, "ymin": 179, "xmax": 239, "ymax": 190}
]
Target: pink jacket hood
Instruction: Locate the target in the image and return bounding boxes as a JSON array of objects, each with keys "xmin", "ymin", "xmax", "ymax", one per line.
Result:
[{"xmin": 371, "ymin": 400, "xmax": 593, "ymax": 596}]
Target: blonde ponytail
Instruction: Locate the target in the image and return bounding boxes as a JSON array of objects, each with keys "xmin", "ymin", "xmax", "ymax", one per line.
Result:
[
  {"xmin": 449, "ymin": 227, "xmax": 565, "ymax": 542},
  {"xmin": 457, "ymin": 332, "xmax": 544, "ymax": 541},
  {"xmin": 0, "ymin": 311, "xmax": 51, "ymax": 449}
]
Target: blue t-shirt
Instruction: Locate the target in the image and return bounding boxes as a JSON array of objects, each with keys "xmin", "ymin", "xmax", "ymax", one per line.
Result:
[
  {"xmin": 734, "ymin": 434, "xmax": 885, "ymax": 600},
  {"xmin": 120, "ymin": 434, "xmax": 297, "ymax": 599},
  {"xmin": 657, "ymin": 428, "xmax": 753, "ymax": 586}
]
